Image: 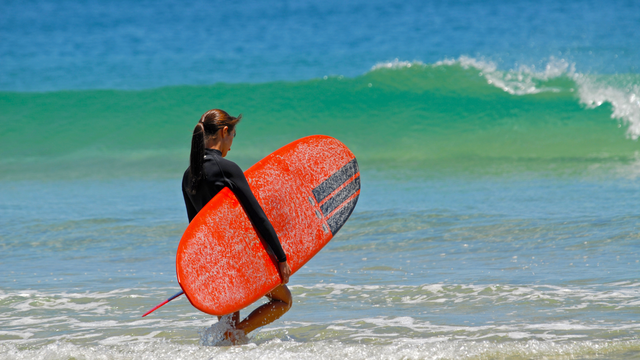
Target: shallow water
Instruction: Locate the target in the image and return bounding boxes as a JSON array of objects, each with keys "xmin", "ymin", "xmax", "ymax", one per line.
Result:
[{"xmin": 2, "ymin": 175, "xmax": 639, "ymax": 359}]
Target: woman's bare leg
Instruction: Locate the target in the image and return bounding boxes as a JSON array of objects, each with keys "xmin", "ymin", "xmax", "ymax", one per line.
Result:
[{"xmin": 235, "ymin": 284, "xmax": 292, "ymax": 335}]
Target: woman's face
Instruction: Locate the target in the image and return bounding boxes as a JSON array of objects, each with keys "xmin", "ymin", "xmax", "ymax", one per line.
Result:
[{"xmin": 220, "ymin": 126, "xmax": 236, "ymax": 157}]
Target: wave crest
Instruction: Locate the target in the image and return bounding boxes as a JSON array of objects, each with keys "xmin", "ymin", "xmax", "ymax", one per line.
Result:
[
  {"xmin": 576, "ymin": 75, "xmax": 640, "ymax": 140},
  {"xmin": 435, "ymin": 56, "xmax": 575, "ymax": 95},
  {"xmin": 370, "ymin": 59, "xmax": 426, "ymax": 71},
  {"xmin": 373, "ymin": 56, "xmax": 640, "ymax": 140}
]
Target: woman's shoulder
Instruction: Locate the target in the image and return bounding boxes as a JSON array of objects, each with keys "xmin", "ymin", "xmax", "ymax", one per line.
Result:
[
  {"xmin": 201, "ymin": 151, "xmax": 243, "ymax": 179},
  {"xmin": 217, "ymin": 156, "xmax": 244, "ymax": 176},
  {"xmin": 204, "ymin": 150, "xmax": 239, "ymax": 170}
]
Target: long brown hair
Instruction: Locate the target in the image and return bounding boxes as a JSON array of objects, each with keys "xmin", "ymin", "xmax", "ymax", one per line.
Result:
[{"xmin": 188, "ymin": 109, "xmax": 242, "ymax": 194}]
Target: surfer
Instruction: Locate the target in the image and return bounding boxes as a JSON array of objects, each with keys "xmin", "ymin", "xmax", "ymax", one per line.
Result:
[{"xmin": 182, "ymin": 109, "xmax": 293, "ymax": 344}]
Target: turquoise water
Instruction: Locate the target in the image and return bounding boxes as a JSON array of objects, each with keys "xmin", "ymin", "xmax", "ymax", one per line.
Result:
[
  {"xmin": 2, "ymin": 0, "xmax": 640, "ymax": 359},
  {"xmin": 2, "ymin": 63, "xmax": 640, "ymax": 180}
]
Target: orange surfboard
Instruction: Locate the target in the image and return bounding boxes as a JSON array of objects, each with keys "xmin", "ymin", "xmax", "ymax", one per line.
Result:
[{"xmin": 176, "ymin": 135, "xmax": 360, "ymax": 316}]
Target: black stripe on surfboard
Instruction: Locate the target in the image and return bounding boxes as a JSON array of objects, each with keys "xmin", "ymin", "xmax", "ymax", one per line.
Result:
[
  {"xmin": 326, "ymin": 196, "xmax": 359, "ymax": 235},
  {"xmin": 320, "ymin": 176, "xmax": 361, "ymax": 216},
  {"xmin": 312, "ymin": 159, "xmax": 359, "ymax": 203}
]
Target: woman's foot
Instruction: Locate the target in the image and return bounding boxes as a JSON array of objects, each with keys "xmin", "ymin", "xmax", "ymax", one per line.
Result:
[{"xmin": 223, "ymin": 328, "xmax": 248, "ymax": 345}]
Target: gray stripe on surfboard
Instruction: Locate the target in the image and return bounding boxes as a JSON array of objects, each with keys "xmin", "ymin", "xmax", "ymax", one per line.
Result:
[
  {"xmin": 312, "ymin": 159, "xmax": 359, "ymax": 203},
  {"xmin": 320, "ymin": 176, "xmax": 361, "ymax": 216},
  {"xmin": 326, "ymin": 196, "xmax": 359, "ymax": 235}
]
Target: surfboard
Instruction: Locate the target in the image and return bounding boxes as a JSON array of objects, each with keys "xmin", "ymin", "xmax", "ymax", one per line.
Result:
[{"xmin": 176, "ymin": 135, "xmax": 360, "ymax": 316}]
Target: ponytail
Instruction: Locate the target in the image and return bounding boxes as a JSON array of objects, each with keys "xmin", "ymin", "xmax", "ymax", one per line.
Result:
[
  {"xmin": 187, "ymin": 109, "xmax": 242, "ymax": 194},
  {"xmin": 189, "ymin": 122, "xmax": 205, "ymax": 194}
]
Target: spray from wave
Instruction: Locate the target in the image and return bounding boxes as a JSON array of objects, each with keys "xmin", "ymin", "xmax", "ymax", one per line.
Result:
[{"xmin": 372, "ymin": 56, "xmax": 640, "ymax": 140}]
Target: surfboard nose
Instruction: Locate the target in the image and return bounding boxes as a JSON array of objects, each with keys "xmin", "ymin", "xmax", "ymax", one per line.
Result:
[{"xmin": 312, "ymin": 158, "xmax": 360, "ymax": 235}]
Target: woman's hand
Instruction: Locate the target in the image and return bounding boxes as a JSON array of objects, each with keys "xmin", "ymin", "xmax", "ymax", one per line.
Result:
[{"xmin": 278, "ymin": 261, "xmax": 291, "ymax": 284}]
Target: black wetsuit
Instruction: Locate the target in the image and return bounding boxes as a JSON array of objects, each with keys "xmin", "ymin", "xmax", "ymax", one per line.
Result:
[{"xmin": 182, "ymin": 148, "xmax": 287, "ymax": 262}]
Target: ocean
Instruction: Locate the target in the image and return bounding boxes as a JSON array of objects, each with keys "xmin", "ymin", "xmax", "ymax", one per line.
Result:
[{"xmin": 1, "ymin": 0, "xmax": 640, "ymax": 359}]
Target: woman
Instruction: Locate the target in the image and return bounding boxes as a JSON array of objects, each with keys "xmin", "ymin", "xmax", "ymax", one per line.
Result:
[{"xmin": 182, "ymin": 109, "xmax": 292, "ymax": 344}]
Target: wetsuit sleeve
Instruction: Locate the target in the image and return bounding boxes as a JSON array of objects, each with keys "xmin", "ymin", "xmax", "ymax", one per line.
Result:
[{"xmin": 225, "ymin": 162, "xmax": 287, "ymax": 263}]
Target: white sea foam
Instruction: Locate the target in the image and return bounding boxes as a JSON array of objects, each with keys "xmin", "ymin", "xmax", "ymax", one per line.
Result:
[
  {"xmin": 370, "ymin": 59, "xmax": 425, "ymax": 71},
  {"xmin": 1, "ymin": 283, "xmax": 639, "ymax": 349},
  {"xmin": 435, "ymin": 56, "xmax": 575, "ymax": 95},
  {"xmin": 575, "ymin": 74, "xmax": 640, "ymax": 140},
  {"xmin": 291, "ymin": 282, "xmax": 640, "ymax": 306},
  {"xmin": 0, "ymin": 330, "xmax": 33, "ymax": 340},
  {"xmin": 1, "ymin": 339, "xmax": 638, "ymax": 360}
]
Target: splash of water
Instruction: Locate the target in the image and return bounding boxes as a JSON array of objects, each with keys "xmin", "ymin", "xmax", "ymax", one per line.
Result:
[{"xmin": 198, "ymin": 314, "xmax": 249, "ymax": 346}]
